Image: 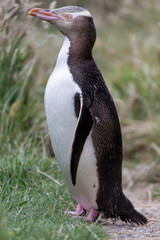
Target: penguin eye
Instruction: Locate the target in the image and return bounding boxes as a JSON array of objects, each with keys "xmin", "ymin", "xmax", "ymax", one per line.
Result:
[{"xmin": 65, "ymin": 14, "xmax": 72, "ymax": 22}]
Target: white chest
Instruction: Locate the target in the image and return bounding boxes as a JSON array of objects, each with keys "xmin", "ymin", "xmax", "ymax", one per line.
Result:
[
  {"xmin": 44, "ymin": 37, "xmax": 81, "ymax": 174},
  {"xmin": 44, "ymin": 37, "xmax": 99, "ymax": 211}
]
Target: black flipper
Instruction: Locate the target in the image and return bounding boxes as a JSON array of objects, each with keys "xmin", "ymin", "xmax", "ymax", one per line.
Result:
[{"xmin": 70, "ymin": 96, "xmax": 93, "ymax": 186}]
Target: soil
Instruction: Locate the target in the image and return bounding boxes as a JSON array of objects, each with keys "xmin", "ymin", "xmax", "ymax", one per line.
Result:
[{"xmin": 102, "ymin": 186, "xmax": 160, "ymax": 239}]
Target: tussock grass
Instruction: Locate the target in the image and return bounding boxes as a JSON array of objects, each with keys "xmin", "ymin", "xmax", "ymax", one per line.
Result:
[{"xmin": 0, "ymin": 1, "xmax": 39, "ymax": 145}]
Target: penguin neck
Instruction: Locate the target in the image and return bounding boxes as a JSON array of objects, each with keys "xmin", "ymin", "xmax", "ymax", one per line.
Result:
[
  {"xmin": 56, "ymin": 36, "xmax": 70, "ymax": 68},
  {"xmin": 56, "ymin": 35, "xmax": 94, "ymax": 70},
  {"xmin": 68, "ymin": 35, "xmax": 94, "ymax": 60}
]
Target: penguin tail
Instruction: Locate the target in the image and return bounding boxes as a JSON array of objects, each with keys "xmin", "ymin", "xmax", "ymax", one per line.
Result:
[
  {"xmin": 117, "ymin": 208, "xmax": 148, "ymax": 225},
  {"xmin": 104, "ymin": 193, "xmax": 148, "ymax": 225}
]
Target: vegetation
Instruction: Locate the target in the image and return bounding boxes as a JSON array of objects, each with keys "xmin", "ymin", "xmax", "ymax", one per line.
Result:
[{"xmin": 0, "ymin": 0, "xmax": 160, "ymax": 239}]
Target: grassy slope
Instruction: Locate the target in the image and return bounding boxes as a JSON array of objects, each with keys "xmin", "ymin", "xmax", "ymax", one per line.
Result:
[{"xmin": 0, "ymin": 0, "xmax": 160, "ymax": 239}]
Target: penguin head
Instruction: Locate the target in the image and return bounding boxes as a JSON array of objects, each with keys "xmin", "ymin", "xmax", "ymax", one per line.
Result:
[{"xmin": 29, "ymin": 6, "xmax": 96, "ymax": 43}]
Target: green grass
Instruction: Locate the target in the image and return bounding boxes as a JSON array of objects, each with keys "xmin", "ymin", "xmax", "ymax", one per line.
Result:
[
  {"xmin": 0, "ymin": 141, "xmax": 109, "ymax": 240},
  {"xmin": 1, "ymin": 0, "xmax": 160, "ymax": 239},
  {"xmin": 0, "ymin": 4, "xmax": 38, "ymax": 145}
]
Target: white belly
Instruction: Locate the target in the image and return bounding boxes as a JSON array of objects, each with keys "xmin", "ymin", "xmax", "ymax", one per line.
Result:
[{"xmin": 44, "ymin": 37, "xmax": 99, "ymax": 211}]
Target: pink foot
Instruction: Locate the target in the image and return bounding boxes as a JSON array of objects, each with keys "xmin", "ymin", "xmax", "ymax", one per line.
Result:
[
  {"xmin": 87, "ymin": 208, "xmax": 99, "ymax": 222},
  {"xmin": 67, "ymin": 204, "xmax": 86, "ymax": 216}
]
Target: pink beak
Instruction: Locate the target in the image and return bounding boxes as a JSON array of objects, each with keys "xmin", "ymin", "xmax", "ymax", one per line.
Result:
[{"xmin": 28, "ymin": 8, "xmax": 62, "ymax": 21}]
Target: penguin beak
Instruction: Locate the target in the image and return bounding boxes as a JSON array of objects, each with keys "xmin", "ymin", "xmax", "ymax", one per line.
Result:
[{"xmin": 28, "ymin": 8, "xmax": 62, "ymax": 21}]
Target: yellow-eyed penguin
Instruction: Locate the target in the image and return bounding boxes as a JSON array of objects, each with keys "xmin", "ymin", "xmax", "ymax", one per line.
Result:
[{"xmin": 29, "ymin": 6, "xmax": 148, "ymax": 224}]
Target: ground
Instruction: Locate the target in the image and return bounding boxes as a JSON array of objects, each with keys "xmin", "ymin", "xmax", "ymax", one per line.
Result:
[{"xmin": 104, "ymin": 186, "xmax": 160, "ymax": 239}]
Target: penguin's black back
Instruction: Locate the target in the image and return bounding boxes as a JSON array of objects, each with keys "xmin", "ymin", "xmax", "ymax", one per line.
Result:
[{"xmin": 68, "ymin": 55, "xmax": 123, "ymax": 191}]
